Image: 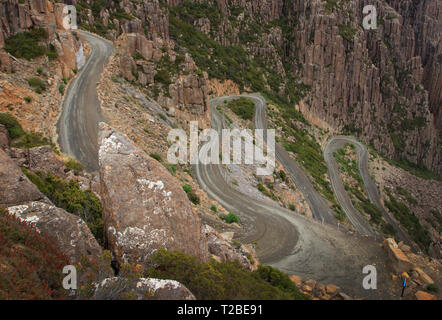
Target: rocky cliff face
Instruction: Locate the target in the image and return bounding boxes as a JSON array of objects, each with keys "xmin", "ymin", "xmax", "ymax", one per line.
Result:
[
  {"xmin": 73, "ymin": 0, "xmax": 210, "ymax": 127},
  {"xmin": 156, "ymin": 0, "xmax": 440, "ymax": 174},
  {"xmin": 0, "ymin": 147, "xmax": 102, "ymax": 264},
  {"xmin": 98, "ymin": 122, "xmax": 208, "ymax": 270},
  {"xmin": 0, "ymin": 0, "xmax": 84, "ymax": 78}
]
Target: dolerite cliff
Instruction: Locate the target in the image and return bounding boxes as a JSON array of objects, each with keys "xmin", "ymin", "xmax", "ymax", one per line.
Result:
[
  {"xmin": 188, "ymin": 0, "xmax": 441, "ymax": 173},
  {"xmin": 74, "ymin": 0, "xmax": 440, "ymax": 173},
  {"xmin": 98, "ymin": 122, "xmax": 208, "ymax": 270},
  {"xmin": 0, "ymin": 0, "xmax": 85, "ymax": 78}
]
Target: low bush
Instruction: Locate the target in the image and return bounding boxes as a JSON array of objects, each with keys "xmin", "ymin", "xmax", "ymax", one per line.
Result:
[
  {"xmin": 0, "ymin": 112, "xmax": 25, "ymax": 139},
  {"xmin": 27, "ymin": 77, "xmax": 46, "ymax": 93},
  {"xmin": 222, "ymin": 212, "xmax": 239, "ymax": 224},
  {"xmin": 182, "ymin": 184, "xmax": 200, "ymax": 205},
  {"xmin": 22, "ymin": 170, "xmax": 103, "ymax": 245},
  {"xmin": 0, "ymin": 207, "xmax": 70, "ymax": 299},
  {"xmin": 4, "ymin": 28, "xmax": 48, "ymax": 60},
  {"xmin": 65, "ymin": 159, "xmax": 85, "ymax": 175},
  {"xmin": 147, "ymin": 249, "xmax": 308, "ymax": 300},
  {"xmin": 226, "ymin": 97, "xmax": 255, "ymax": 120}
]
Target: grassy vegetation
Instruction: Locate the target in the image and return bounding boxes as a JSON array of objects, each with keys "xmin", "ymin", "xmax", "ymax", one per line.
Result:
[
  {"xmin": 65, "ymin": 159, "xmax": 85, "ymax": 175},
  {"xmin": 27, "ymin": 77, "xmax": 46, "ymax": 94},
  {"xmin": 338, "ymin": 24, "xmax": 357, "ymax": 41},
  {"xmin": 22, "ymin": 170, "xmax": 104, "ymax": 245},
  {"xmin": 396, "ymin": 186, "xmax": 417, "ymax": 205},
  {"xmin": 226, "ymin": 98, "xmax": 255, "ymax": 121},
  {"xmin": 384, "ymin": 188, "xmax": 431, "ymax": 252},
  {"xmin": 4, "ymin": 28, "xmax": 50, "ymax": 60},
  {"xmin": 0, "ymin": 113, "xmax": 53, "ymax": 149},
  {"xmin": 222, "ymin": 212, "xmax": 239, "ymax": 224},
  {"xmin": 182, "ymin": 184, "xmax": 200, "ymax": 205},
  {"xmin": 0, "ymin": 207, "xmax": 69, "ymax": 299},
  {"xmin": 147, "ymin": 249, "xmax": 308, "ymax": 300},
  {"xmin": 334, "ymin": 144, "xmax": 386, "ymax": 225}
]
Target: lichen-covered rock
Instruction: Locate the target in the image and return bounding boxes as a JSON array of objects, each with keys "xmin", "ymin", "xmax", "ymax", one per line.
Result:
[
  {"xmin": 93, "ymin": 277, "xmax": 195, "ymax": 300},
  {"xmin": 0, "ymin": 148, "xmax": 45, "ymax": 206},
  {"xmin": 201, "ymin": 224, "xmax": 258, "ymax": 271},
  {"xmin": 7, "ymin": 201, "xmax": 102, "ymax": 264},
  {"xmin": 98, "ymin": 123, "xmax": 208, "ymax": 269}
]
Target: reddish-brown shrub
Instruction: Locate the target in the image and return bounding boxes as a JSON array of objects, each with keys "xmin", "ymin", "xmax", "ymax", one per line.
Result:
[{"xmin": 0, "ymin": 207, "xmax": 70, "ymax": 299}]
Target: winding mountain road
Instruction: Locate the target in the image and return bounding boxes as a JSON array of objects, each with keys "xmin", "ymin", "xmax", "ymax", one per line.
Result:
[
  {"xmin": 324, "ymin": 137, "xmax": 417, "ymax": 250},
  {"xmin": 59, "ymin": 33, "xmax": 396, "ymax": 298},
  {"xmin": 195, "ymin": 95, "xmax": 395, "ymax": 298},
  {"xmin": 57, "ymin": 31, "xmax": 113, "ymax": 171}
]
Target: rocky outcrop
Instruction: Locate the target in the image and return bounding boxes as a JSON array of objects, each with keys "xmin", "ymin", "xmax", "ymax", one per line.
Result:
[
  {"xmin": 201, "ymin": 224, "xmax": 258, "ymax": 271},
  {"xmin": 0, "ymin": 0, "xmax": 84, "ymax": 78},
  {"xmin": 7, "ymin": 201, "xmax": 103, "ymax": 264},
  {"xmin": 98, "ymin": 123, "xmax": 208, "ymax": 270},
  {"xmin": 115, "ymin": 32, "xmax": 210, "ymax": 127},
  {"xmin": 382, "ymin": 238, "xmax": 413, "ymax": 273},
  {"xmin": 0, "ymin": 50, "xmax": 12, "ymax": 73},
  {"xmin": 0, "ymin": 148, "xmax": 102, "ymax": 263},
  {"xmin": 93, "ymin": 277, "xmax": 195, "ymax": 300},
  {"xmin": 0, "ymin": 148, "xmax": 44, "ymax": 206},
  {"xmin": 290, "ymin": 274, "xmax": 353, "ymax": 300}
]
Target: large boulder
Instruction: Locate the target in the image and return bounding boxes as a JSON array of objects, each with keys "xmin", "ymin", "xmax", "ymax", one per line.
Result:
[
  {"xmin": 1, "ymin": 148, "xmax": 102, "ymax": 264},
  {"xmin": 98, "ymin": 123, "xmax": 208, "ymax": 269},
  {"xmin": 7, "ymin": 201, "xmax": 102, "ymax": 264},
  {"xmin": 201, "ymin": 224, "xmax": 258, "ymax": 271},
  {"xmin": 0, "ymin": 149, "xmax": 45, "ymax": 206},
  {"xmin": 382, "ymin": 238, "xmax": 412, "ymax": 273},
  {"xmin": 93, "ymin": 277, "xmax": 196, "ymax": 300}
]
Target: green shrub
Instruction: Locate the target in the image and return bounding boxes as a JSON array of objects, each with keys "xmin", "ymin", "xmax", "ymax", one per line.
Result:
[
  {"xmin": 36, "ymin": 66, "xmax": 43, "ymax": 74},
  {"xmin": 289, "ymin": 204, "xmax": 296, "ymax": 211},
  {"xmin": 58, "ymin": 84, "xmax": 65, "ymax": 94},
  {"xmin": 0, "ymin": 112, "xmax": 25, "ymax": 139},
  {"xmin": 147, "ymin": 249, "xmax": 308, "ymax": 300},
  {"xmin": 163, "ymin": 163, "xmax": 176, "ymax": 175},
  {"xmin": 73, "ymin": 68, "xmax": 78, "ymax": 74},
  {"xmin": 222, "ymin": 212, "xmax": 239, "ymax": 224},
  {"xmin": 384, "ymin": 190, "xmax": 431, "ymax": 252},
  {"xmin": 12, "ymin": 131, "xmax": 51, "ymax": 149},
  {"xmin": 65, "ymin": 159, "xmax": 85, "ymax": 175},
  {"xmin": 382, "ymin": 223, "xmax": 397, "ymax": 236},
  {"xmin": 22, "ymin": 170, "xmax": 103, "ymax": 245},
  {"xmin": 226, "ymin": 97, "xmax": 255, "ymax": 120},
  {"xmin": 24, "ymin": 96, "xmax": 32, "ymax": 103},
  {"xmin": 426, "ymin": 283, "xmax": 439, "ymax": 293},
  {"xmin": 338, "ymin": 24, "xmax": 357, "ymax": 41},
  {"xmin": 182, "ymin": 184, "xmax": 200, "ymax": 205},
  {"xmin": 4, "ymin": 28, "xmax": 48, "ymax": 60},
  {"xmin": 46, "ymin": 43, "xmax": 58, "ymax": 60},
  {"xmin": 210, "ymin": 205, "xmax": 217, "ymax": 213},
  {"xmin": 182, "ymin": 184, "xmax": 192, "ymax": 193},
  {"xmin": 0, "ymin": 208, "xmax": 70, "ymax": 299},
  {"xmin": 27, "ymin": 77, "xmax": 46, "ymax": 93},
  {"xmin": 150, "ymin": 153, "xmax": 162, "ymax": 162}
]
